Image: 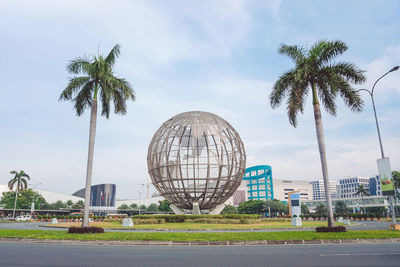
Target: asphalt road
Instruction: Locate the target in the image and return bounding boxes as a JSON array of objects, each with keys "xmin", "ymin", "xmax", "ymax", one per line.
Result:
[
  {"xmin": 0, "ymin": 220, "xmax": 392, "ymax": 232},
  {"xmin": 0, "ymin": 242, "xmax": 399, "ymax": 266}
]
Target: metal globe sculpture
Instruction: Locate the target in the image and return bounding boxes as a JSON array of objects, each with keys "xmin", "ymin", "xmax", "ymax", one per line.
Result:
[{"xmin": 147, "ymin": 111, "xmax": 246, "ymax": 211}]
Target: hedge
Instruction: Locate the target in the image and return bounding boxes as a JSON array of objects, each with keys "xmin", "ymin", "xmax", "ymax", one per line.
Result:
[
  {"xmin": 315, "ymin": 226, "xmax": 346, "ymax": 232},
  {"xmin": 68, "ymin": 227, "xmax": 105, "ymax": 234},
  {"xmin": 130, "ymin": 214, "xmax": 259, "ymax": 223}
]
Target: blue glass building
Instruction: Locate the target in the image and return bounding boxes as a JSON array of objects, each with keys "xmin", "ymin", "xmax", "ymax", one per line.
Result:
[
  {"xmin": 243, "ymin": 165, "xmax": 273, "ymax": 200},
  {"xmin": 369, "ymin": 176, "xmax": 382, "ymax": 196}
]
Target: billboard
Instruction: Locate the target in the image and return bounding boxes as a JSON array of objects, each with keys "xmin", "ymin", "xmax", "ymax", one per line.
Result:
[{"xmin": 377, "ymin": 158, "xmax": 395, "ymax": 196}]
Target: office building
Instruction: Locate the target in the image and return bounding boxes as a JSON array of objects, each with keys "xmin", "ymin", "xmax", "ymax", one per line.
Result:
[
  {"xmin": 273, "ymin": 179, "xmax": 313, "ymax": 202},
  {"xmin": 339, "ymin": 177, "xmax": 370, "ymax": 198},
  {"xmin": 310, "ymin": 180, "xmax": 336, "ymax": 200}
]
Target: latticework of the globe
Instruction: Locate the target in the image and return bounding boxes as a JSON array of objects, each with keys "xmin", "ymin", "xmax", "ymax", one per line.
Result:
[{"xmin": 147, "ymin": 111, "xmax": 246, "ymax": 210}]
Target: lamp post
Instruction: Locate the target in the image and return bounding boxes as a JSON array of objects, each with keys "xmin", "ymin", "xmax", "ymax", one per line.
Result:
[
  {"xmin": 29, "ymin": 183, "xmax": 42, "ymax": 219},
  {"xmin": 357, "ymin": 65, "xmax": 399, "ymax": 224}
]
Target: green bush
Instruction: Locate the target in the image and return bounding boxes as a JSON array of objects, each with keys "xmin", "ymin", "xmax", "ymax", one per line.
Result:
[
  {"xmin": 132, "ymin": 218, "xmax": 165, "ymax": 224},
  {"xmin": 130, "ymin": 214, "xmax": 260, "ymax": 223}
]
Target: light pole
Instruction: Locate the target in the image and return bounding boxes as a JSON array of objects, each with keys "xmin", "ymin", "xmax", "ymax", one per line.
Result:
[
  {"xmin": 357, "ymin": 65, "xmax": 399, "ymax": 224},
  {"xmin": 29, "ymin": 183, "xmax": 42, "ymax": 219}
]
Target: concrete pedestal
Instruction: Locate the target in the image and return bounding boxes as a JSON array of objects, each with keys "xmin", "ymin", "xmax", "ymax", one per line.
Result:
[
  {"xmin": 291, "ymin": 217, "xmax": 302, "ymax": 227},
  {"xmin": 51, "ymin": 218, "xmax": 58, "ymax": 224},
  {"xmin": 122, "ymin": 218, "xmax": 134, "ymax": 227},
  {"xmin": 343, "ymin": 219, "xmax": 351, "ymax": 225}
]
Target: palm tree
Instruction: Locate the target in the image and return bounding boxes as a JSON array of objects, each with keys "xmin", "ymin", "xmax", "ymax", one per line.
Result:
[
  {"xmin": 8, "ymin": 170, "xmax": 30, "ymax": 218},
  {"xmin": 354, "ymin": 184, "xmax": 369, "ymax": 213},
  {"xmin": 392, "ymin": 171, "xmax": 400, "ymax": 191},
  {"xmin": 270, "ymin": 40, "xmax": 366, "ymax": 227},
  {"xmin": 59, "ymin": 44, "xmax": 135, "ymax": 227}
]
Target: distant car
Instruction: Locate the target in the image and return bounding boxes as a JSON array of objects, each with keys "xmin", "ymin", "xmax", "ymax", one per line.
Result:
[{"xmin": 16, "ymin": 215, "xmax": 31, "ymax": 221}]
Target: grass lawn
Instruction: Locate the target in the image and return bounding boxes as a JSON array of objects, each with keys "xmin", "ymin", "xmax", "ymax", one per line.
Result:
[
  {"xmin": 49, "ymin": 221, "xmax": 337, "ymax": 229},
  {"xmin": 0, "ymin": 229, "xmax": 399, "ymax": 242}
]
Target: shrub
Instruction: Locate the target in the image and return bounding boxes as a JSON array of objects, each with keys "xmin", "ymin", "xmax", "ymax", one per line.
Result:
[
  {"xmin": 315, "ymin": 226, "xmax": 346, "ymax": 232},
  {"xmin": 132, "ymin": 218, "xmax": 165, "ymax": 224},
  {"xmin": 68, "ymin": 227, "xmax": 104, "ymax": 234}
]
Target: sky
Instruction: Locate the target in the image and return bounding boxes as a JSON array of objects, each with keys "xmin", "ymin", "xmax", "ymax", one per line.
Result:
[{"xmin": 0, "ymin": 0, "xmax": 399, "ymax": 200}]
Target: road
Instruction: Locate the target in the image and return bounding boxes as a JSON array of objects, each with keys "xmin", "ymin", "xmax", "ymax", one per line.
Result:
[
  {"xmin": 0, "ymin": 220, "xmax": 392, "ymax": 232},
  {"xmin": 0, "ymin": 242, "xmax": 399, "ymax": 266}
]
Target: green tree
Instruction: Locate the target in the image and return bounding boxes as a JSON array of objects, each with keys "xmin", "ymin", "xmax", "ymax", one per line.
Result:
[
  {"xmin": 334, "ymin": 200, "xmax": 349, "ymax": 215},
  {"xmin": 158, "ymin": 200, "xmax": 172, "ymax": 212},
  {"xmin": 59, "ymin": 44, "xmax": 135, "ymax": 227},
  {"xmin": 315, "ymin": 203, "xmax": 327, "ymax": 216},
  {"xmin": 8, "ymin": 170, "xmax": 30, "ymax": 218},
  {"xmin": 139, "ymin": 204, "xmax": 147, "ymax": 211},
  {"xmin": 221, "ymin": 205, "xmax": 238, "ymax": 214},
  {"xmin": 392, "ymin": 171, "xmax": 400, "ymax": 190},
  {"xmin": 72, "ymin": 200, "xmax": 84, "ymax": 209},
  {"xmin": 117, "ymin": 204, "xmax": 131, "ymax": 210},
  {"xmin": 0, "ymin": 189, "xmax": 46, "ymax": 211},
  {"xmin": 130, "ymin": 203, "xmax": 138, "ymax": 210},
  {"xmin": 147, "ymin": 203, "xmax": 159, "ymax": 212},
  {"xmin": 301, "ymin": 204, "xmax": 310, "ymax": 215},
  {"xmin": 66, "ymin": 200, "xmax": 74, "ymax": 207},
  {"xmin": 270, "ymin": 40, "xmax": 365, "ymax": 227},
  {"xmin": 354, "ymin": 184, "xmax": 369, "ymax": 213},
  {"xmin": 238, "ymin": 200, "xmax": 267, "ymax": 215}
]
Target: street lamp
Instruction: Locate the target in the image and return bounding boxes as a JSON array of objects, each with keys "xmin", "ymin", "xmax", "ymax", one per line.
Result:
[
  {"xmin": 29, "ymin": 183, "xmax": 42, "ymax": 218},
  {"xmin": 357, "ymin": 65, "xmax": 399, "ymax": 224}
]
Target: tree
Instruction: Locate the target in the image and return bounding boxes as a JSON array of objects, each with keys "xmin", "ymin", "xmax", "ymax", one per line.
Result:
[
  {"xmin": 334, "ymin": 200, "xmax": 349, "ymax": 215},
  {"xmin": 8, "ymin": 170, "xmax": 30, "ymax": 218},
  {"xmin": 270, "ymin": 40, "xmax": 365, "ymax": 227},
  {"xmin": 130, "ymin": 203, "xmax": 138, "ymax": 210},
  {"xmin": 0, "ymin": 189, "xmax": 46, "ymax": 211},
  {"xmin": 301, "ymin": 204, "xmax": 310, "ymax": 215},
  {"xmin": 72, "ymin": 200, "xmax": 84, "ymax": 209},
  {"xmin": 117, "ymin": 204, "xmax": 131, "ymax": 210},
  {"xmin": 221, "ymin": 205, "xmax": 238, "ymax": 214},
  {"xmin": 355, "ymin": 184, "xmax": 369, "ymax": 213},
  {"xmin": 158, "ymin": 200, "xmax": 172, "ymax": 212},
  {"xmin": 59, "ymin": 44, "xmax": 135, "ymax": 227},
  {"xmin": 237, "ymin": 200, "xmax": 267, "ymax": 215},
  {"xmin": 392, "ymin": 171, "xmax": 400, "ymax": 190},
  {"xmin": 66, "ymin": 200, "xmax": 74, "ymax": 207},
  {"xmin": 147, "ymin": 203, "xmax": 159, "ymax": 212},
  {"xmin": 315, "ymin": 203, "xmax": 327, "ymax": 216}
]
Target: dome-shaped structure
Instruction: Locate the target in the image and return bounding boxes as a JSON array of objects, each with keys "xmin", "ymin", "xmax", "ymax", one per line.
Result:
[{"xmin": 147, "ymin": 111, "xmax": 246, "ymax": 210}]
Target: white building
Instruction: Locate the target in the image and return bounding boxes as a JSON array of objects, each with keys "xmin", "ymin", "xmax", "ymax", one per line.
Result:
[
  {"xmin": 339, "ymin": 176, "xmax": 370, "ymax": 198},
  {"xmin": 273, "ymin": 179, "xmax": 313, "ymax": 202},
  {"xmin": 310, "ymin": 180, "xmax": 336, "ymax": 200}
]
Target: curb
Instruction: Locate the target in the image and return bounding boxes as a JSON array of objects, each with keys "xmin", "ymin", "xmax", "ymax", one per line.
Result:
[{"xmin": 1, "ymin": 237, "xmax": 399, "ymax": 246}]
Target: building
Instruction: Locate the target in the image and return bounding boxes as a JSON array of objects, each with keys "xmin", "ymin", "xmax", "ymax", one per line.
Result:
[
  {"xmin": 273, "ymin": 179, "xmax": 313, "ymax": 202},
  {"xmin": 0, "ymin": 184, "xmax": 83, "ymax": 204},
  {"xmin": 310, "ymin": 180, "xmax": 336, "ymax": 200},
  {"xmin": 339, "ymin": 176, "xmax": 370, "ymax": 198},
  {"xmin": 73, "ymin": 184, "xmax": 116, "ymax": 207},
  {"xmin": 242, "ymin": 165, "xmax": 274, "ymax": 200},
  {"xmin": 369, "ymin": 175, "xmax": 382, "ymax": 196}
]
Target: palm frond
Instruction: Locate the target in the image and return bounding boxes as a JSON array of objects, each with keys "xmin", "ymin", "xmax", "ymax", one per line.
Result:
[
  {"xmin": 67, "ymin": 57, "xmax": 92, "ymax": 74},
  {"xmin": 278, "ymin": 44, "xmax": 305, "ymax": 63},
  {"xmin": 270, "ymin": 69, "xmax": 296, "ymax": 108},
  {"xmin": 105, "ymin": 44, "xmax": 121, "ymax": 67},
  {"xmin": 59, "ymin": 76, "xmax": 91, "ymax": 101},
  {"xmin": 317, "ymin": 40, "xmax": 348, "ymax": 65},
  {"xmin": 327, "ymin": 62, "xmax": 366, "ymax": 84},
  {"xmin": 73, "ymin": 81, "xmax": 94, "ymax": 116}
]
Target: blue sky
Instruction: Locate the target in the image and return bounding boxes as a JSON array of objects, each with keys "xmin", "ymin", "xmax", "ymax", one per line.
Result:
[{"xmin": 0, "ymin": 0, "xmax": 399, "ymax": 199}]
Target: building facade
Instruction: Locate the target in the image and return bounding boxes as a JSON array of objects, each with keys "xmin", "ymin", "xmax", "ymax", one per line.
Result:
[
  {"xmin": 73, "ymin": 184, "xmax": 116, "ymax": 207},
  {"xmin": 273, "ymin": 179, "xmax": 313, "ymax": 202},
  {"xmin": 242, "ymin": 165, "xmax": 274, "ymax": 200},
  {"xmin": 339, "ymin": 177, "xmax": 370, "ymax": 198},
  {"xmin": 369, "ymin": 175, "xmax": 382, "ymax": 196},
  {"xmin": 310, "ymin": 180, "xmax": 336, "ymax": 200}
]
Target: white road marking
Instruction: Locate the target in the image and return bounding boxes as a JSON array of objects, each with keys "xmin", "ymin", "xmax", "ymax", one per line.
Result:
[{"xmin": 320, "ymin": 253, "xmax": 400, "ymax": 256}]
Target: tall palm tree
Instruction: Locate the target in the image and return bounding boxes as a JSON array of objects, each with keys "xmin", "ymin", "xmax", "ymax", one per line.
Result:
[
  {"xmin": 59, "ymin": 44, "xmax": 135, "ymax": 227},
  {"xmin": 354, "ymin": 184, "xmax": 369, "ymax": 213},
  {"xmin": 270, "ymin": 40, "xmax": 366, "ymax": 227},
  {"xmin": 392, "ymin": 171, "xmax": 400, "ymax": 191},
  {"xmin": 8, "ymin": 170, "xmax": 30, "ymax": 218}
]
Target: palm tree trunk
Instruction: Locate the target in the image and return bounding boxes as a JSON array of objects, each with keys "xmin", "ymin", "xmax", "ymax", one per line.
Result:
[
  {"xmin": 82, "ymin": 99, "xmax": 97, "ymax": 227},
  {"xmin": 313, "ymin": 103, "xmax": 335, "ymax": 227},
  {"xmin": 12, "ymin": 186, "xmax": 19, "ymax": 219}
]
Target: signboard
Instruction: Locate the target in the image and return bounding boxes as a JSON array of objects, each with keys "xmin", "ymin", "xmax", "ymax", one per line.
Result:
[
  {"xmin": 377, "ymin": 158, "xmax": 395, "ymax": 196},
  {"xmin": 288, "ymin": 192, "xmax": 301, "ymax": 217}
]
